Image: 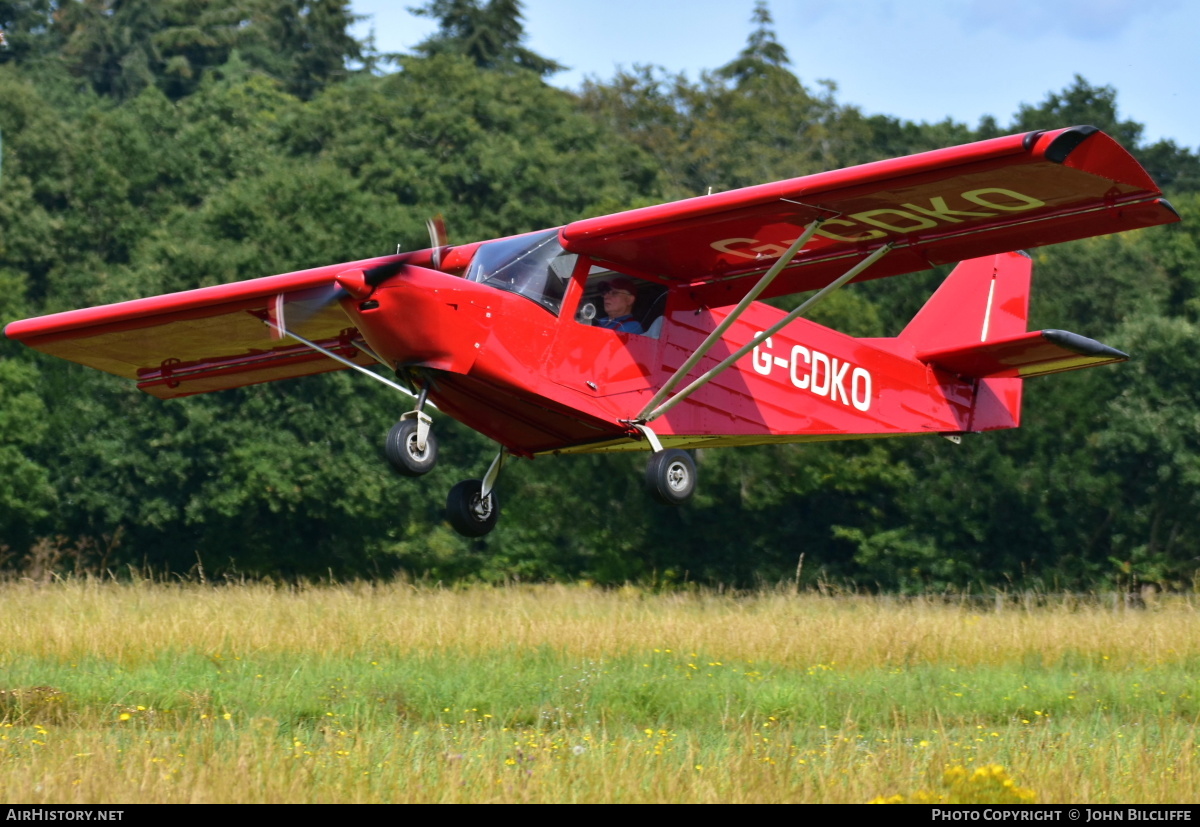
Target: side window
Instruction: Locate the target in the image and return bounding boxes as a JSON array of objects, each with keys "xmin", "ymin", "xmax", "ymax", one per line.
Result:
[{"xmin": 575, "ymin": 269, "xmax": 668, "ymax": 338}]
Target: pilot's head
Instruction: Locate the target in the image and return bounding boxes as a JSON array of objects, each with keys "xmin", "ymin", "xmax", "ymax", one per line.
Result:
[{"xmin": 602, "ymin": 278, "xmax": 637, "ymax": 318}]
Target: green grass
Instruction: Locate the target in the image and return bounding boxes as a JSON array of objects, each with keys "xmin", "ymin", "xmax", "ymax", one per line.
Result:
[{"xmin": 0, "ymin": 581, "xmax": 1196, "ymax": 802}]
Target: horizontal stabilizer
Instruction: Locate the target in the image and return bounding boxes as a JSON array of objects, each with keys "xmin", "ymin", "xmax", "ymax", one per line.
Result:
[{"xmin": 919, "ymin": 329, "xmax": 1128, "ymax": 379}]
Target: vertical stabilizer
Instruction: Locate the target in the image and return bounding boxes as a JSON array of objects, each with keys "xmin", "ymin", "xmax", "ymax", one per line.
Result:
[
  {"xmin": 899, "ymin": 251, "xmax": 1031, "ymax": 352},
  {"xmin": 899, "ymin": 252, "xmax": 1033, "ymax": 431}
]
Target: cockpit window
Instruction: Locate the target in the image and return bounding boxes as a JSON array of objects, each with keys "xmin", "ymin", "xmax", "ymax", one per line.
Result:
[
  {"xmin": 464, "ymin": 229, "xmax": 573, "ymax": 315},
  {"xmin": 576, "ymin": 269, "xmax": 668, "ymax": 339}
]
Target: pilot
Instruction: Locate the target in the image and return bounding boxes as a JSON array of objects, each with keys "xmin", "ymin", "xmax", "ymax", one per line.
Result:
[{"xmin": 595, "ymin": 278, "xmax": 643, "ymax": 334}]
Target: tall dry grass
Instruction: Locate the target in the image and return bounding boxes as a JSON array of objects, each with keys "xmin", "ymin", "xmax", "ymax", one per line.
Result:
[
  {"xmin": 4, "ymin": 580, "xmax": 1196, "ymax": 665},
  {"xmin": 0, "ymin": 580, "xmax": 1195, "ymax": 803}
]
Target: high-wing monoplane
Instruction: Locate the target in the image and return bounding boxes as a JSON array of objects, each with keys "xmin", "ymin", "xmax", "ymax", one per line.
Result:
[{"xmin": 5, "ymin": 126, "xmax": 1179, "ymax": 536}]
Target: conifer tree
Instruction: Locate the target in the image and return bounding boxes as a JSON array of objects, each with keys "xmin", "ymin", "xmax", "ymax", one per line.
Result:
[
  {"xmin": 410, "ymin": 0, "xmax": 562, "ymax": 76},
  {"xmin": 716, "ymin": 0, "xmax": 790, "ymax": 84}
]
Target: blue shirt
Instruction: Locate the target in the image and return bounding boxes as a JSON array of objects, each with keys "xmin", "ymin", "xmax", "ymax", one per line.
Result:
[{"xmin": 596, "ymin": 315, "xmax": 643, "ymax": 334}]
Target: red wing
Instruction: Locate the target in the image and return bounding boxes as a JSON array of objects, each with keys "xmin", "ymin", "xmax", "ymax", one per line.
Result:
[
  {"xmin": 560, "ymin": 127, "xmax": 1178, "ymax": 307},
  {"xmin": 4, "ymin": 256, "xmax": 405, "ymax": 399}
]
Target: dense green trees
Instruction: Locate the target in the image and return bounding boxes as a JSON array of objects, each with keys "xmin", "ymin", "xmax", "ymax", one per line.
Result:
[
  {"xmin": 1, "ymin": 2, "xmax": 1197, "ymax": 590},
  {"xmin": 1, "ymin": 0, "xmax": 363, "ymax": 100}
]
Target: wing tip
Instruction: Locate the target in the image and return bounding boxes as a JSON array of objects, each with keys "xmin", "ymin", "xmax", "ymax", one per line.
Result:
[
  {"xmin": 3, "ymin": 317, "xmax": 38, "ymax": 342},
  {"xmin": 1044, "ymin": 125, "xmax": 1101, "ymax": 164}
]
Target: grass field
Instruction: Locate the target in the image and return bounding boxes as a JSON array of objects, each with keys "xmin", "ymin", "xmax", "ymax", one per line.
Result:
[{"xmin": 0, "ymin": 580, "xmax": 1196, "ymax": 803}]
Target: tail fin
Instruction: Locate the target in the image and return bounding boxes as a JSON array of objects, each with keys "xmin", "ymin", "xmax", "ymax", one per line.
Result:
[
  {"xmin": 899, "ymin": 252, "xmax": 1032, "ymax": 431},
  {"xmin": 899, "ymin": 251, "xmax": 1031, "ymax": 353},
  {"xmin": 897, "ymin": 251, "xmax": 1127, "ymax": 432}
]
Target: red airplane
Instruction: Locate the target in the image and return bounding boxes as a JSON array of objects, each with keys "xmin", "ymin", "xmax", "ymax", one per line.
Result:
[{"xmin": 5, "ymin": 126, "xmax": 1179, "ymax": 537}]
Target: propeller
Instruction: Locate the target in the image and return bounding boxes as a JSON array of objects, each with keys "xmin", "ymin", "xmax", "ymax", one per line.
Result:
[
  {"xmin": 428, "ymin": 214, "xmax": 448, "ymax": 269},
  {"xmin": 266, "ymin": 281, "xmax": 348, "ymax": 340},
  {"xmin": 268, "ymin": 216, "xmax": 450, "ymax": 339}
]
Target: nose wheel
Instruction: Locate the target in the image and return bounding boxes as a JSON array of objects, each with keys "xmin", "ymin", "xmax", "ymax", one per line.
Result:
[
  {"xmin": 385, "ymin": 383, "xmax": 438, "ymax": 476},
  {"xmin": 385, "ymin": 417, "xmax": 438, "ymax": 476}
]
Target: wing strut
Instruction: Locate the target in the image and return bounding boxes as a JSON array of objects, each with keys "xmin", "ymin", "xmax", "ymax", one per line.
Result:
[
  {"xmin": 636, "ymin": 217, "xmax": 827, "ymax": 420},
  {"xmin": 640, "ymin": 242, "xmax": 894, "ymax": 424},
  {"xmin": 263, "ymin": 316, "xmax": 419, "ymax": 400}
]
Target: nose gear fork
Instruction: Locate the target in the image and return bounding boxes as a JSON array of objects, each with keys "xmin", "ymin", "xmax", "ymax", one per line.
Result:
[{"xmin": 399, "ymin": 384, "xmax": 433, "ymax": 453}]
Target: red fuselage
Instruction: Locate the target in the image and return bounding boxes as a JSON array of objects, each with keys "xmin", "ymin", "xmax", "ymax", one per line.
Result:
[{"xmin": 345, "ymin": 259, "xmax": 1018, "ymax": 458}]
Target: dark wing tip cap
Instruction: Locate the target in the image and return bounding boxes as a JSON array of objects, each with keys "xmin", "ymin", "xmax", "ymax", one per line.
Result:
[
  {"xmin": 1043, "ymin": 328, "xmax": 1129, "ymax": 361},
  {"xmin": 1044, "ymin": 125, "xmax": 1101, "ymax": 164}
]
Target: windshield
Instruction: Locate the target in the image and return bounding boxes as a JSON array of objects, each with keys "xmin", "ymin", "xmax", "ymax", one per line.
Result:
[{"xmin": 464, "ymin": 229, "xmax": 573, "ymax": 315}]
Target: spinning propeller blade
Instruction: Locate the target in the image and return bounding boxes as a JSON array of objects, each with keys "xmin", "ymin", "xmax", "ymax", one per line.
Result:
[
  {"xmin": 427, "ymin": 214, "xmax": 448, "ymax": 270},
  {"xmin": 268, "ymin": 282, "xmax": 350, "ymax": 338},
  {"xmin": 268, "ymin": 215, "xmax": 450, "ymax": 337}
]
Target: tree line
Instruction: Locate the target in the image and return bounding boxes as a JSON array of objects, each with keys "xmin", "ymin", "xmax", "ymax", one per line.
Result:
[{"xmin": 1, "ymin": 0, "xmax": 1198, "ymax": 591}]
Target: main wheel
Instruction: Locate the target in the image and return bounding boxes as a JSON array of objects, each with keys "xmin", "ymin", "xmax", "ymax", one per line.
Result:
[
  {"xmin": 446, "ymin": 479, "xmax": 499, "ymax": 537},
  {"xmin": 385, "ymin": 419, "xmax": 438, "ymax": 477},
  {"xmin": 645, "ymin": 449, "xmax": 696, "ymax": 506}
]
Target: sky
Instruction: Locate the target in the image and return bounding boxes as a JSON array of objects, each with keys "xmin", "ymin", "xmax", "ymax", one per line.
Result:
[{"xmin": 350, "ymin": 0, "xmax": 1199, "ymax": 148}]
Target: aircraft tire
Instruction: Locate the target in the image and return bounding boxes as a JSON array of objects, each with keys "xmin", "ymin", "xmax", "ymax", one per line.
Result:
[
  {"xmin": 385, "ymin": 420, "xmax": 439, "ymax": 477},
  {"xmin": 645, "ymin": 449, "xmax": 696, "ymax": 506},
  {"xmin": 446, "ymin": 479, "xmax": 499, "ymax": 537}
]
